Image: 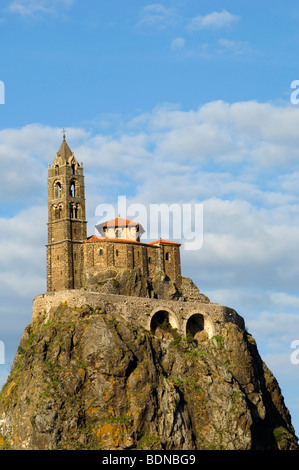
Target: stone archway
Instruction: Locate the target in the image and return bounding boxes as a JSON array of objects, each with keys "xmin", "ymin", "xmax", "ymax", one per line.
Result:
[
  {"xmin": 186, "ymin": 313, "xmax": 212, "ymax": 343},
  {"xmin": 150, "ymin": 309, "xmax": 178, "ymax": 337}
]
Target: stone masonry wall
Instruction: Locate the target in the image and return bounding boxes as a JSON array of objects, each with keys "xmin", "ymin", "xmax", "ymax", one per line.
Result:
[
  {"xmin": 82, "ymin": 240, "xmax": 182, "ymax": 286},
  {"xmin": 32, "ymin": 289, "xmax": 245, "ymax": 339}
]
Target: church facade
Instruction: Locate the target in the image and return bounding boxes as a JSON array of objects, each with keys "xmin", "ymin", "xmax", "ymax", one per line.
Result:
[{"xmin": 47, "ymin": 137, "xmax": 182, "ymax": 292}]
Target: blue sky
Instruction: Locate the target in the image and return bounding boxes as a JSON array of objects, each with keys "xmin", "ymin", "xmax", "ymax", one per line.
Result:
[
  {"xmin": 1, "ymin": 0, "xmax": 299, "ymax": 127},
  {"xmin": 1, "ymin": 0, "xmax": 299, "ymax": 441}
]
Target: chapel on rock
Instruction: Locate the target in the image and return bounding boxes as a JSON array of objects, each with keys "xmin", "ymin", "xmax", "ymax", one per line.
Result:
[
  {"xmin": 33, "ymin": 135, "xmax": 244, "ymax": 343},
  {"xmin": 47, "ymin": 136, "xmax": 182, "ymax": 292}
]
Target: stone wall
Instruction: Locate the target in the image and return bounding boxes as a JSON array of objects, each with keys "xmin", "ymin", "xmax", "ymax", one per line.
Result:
[
  {"xmin": 32, "ymin": 288, "xmax": 245, "ymax": 339},
  {"xmin": 82, "ymin": 239, "xmax": 182, "ymax": 286}
]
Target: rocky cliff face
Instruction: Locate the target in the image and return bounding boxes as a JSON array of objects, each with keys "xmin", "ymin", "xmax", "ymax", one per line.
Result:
[
  {"xmin": 0, "ymin": 298, "xmax": 297, "ymax": 450},
  {"xmin": 83, "ymin": 267, "xmax": 210, "ymax": 303}
]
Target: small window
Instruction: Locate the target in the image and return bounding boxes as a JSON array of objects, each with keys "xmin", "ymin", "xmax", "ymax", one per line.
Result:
[
  {"xmin": 165, "ymin": 252, "xmax": 169, "ymax": 261},
  {"xmin": 71, "ymin": 164, "xmax": 76, "ymax": 175},
  {"xmin": 57, "ymin": 255, "xmax": 59, "ymax": 260},
  {"xmin": 70, "ymin": 182, "xmax": 75, "ymax": 197},
  {"xmin": 99, "ymin": 248, "xmax": 103, "ymax": 256},
  {"xmin": 116, "ymin": 249, "xmax": 119, "ymax": 257},
  {"xmin": 55, "ymin": 181, "xmax": 61, "ymax": 198},
  {"xmin": 148, "ymin": 257, "xmax": 151, "ymax": 264}
]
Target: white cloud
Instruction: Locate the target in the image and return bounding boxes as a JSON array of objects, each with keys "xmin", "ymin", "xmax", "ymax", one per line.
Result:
[
  {"xmin": 0, "ymin": 205, "xmax": 46, "ymax": 299},
  {"xmin": 218, "ymin": 38, "xmax": 252, "ymax": 56},
  {"xmin": 171, "ymin": 37, "xmax": 185, "ymax": 51},
  {"xmin": 8, "ymin": 0, "xmax": 73, "ymax": 16},
  {"xmin": 0, "ymin": 124, "xmax": 88, "ymax": 203},
  {"xmin": 145, "ymin": 100, "xmax": 299, "ymax": 167},
  {"xmin": 188, "ymin": 10, "xmax": 240, "ymax": 31},
  {"xmin": 270, "ymin": 292, "xmax": 299, "ymax": 310},
  {"xmin": 135, "ymin": 7, "xmax": 245, "ymax": 59},
  {"xmin": 247, "ymin": 311, "xmax": 299, "ymax": 349},
  {"xmin": 137, "ymin": 3, "xmax": 177, "ymax": 29},
  {"xmin": 4, "ymin": 100, "xmax": 299, "ymax": 211}
]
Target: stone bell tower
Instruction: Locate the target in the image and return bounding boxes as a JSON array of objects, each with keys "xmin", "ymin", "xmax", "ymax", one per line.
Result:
[{"xmin": 47, "ymin": 134, "xmax": 87, "ymax": 291}]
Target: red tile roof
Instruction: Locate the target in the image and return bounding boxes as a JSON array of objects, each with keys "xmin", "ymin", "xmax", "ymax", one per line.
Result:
[
  {"xmin": 86, "ymin": 236, "xmax": 181, "ymax": 247},
  {"xmin": 102, "ymin": 217, "xmax": 140, "ymax": 228},
  {"xmin": 148, "ymin": 239, "xmax": 182, "ymax": 246}
]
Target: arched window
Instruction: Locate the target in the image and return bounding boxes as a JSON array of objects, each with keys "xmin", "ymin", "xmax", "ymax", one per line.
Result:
[
  {"xmin": 54, "ymin": 181, "xmax": 62, "ymax": 198},
  {"xmin": 70, "ymin": 203, "xmax": 79, "ymax": 219},
  {"xmin": 71, "ymin": 164, "xmax": 76, "ymax": 175},
  {"xmin": 70, "ymin": 181, "xmax": 75, "ymax": 197}
]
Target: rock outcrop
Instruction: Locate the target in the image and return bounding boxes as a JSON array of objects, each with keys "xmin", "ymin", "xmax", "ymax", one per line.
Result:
[
  {"xmin": 83, "ymin": 267, "xmax": 199, "ymax": 301},
  {"xmin": 0, "ymin": 297, "xmax": 297, "ymax": 450}
]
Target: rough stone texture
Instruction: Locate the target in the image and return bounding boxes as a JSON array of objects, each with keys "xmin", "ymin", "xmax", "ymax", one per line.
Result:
[
  {"xmin": 82, "ymin": 239, "xmax": 182, "ymax": 290},
  {"xmin": 0, "ymin": 301, "xmax": 297, "ymax": 450},
  {"xmin": 31, "ymin": 285, "xmax": 244, "ymax": 338},
  {"xmin": 82, "ymin": 268, "xmax": 209, "ymax": 303}
]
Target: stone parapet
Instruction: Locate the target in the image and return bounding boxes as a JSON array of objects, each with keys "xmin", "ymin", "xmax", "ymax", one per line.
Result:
[{"xmin": 32, "ymin": 289, "xmax": 245, "ymax": 339}]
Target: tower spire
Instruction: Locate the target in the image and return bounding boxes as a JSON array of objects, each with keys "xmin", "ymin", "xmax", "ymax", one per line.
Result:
[{"xmin": 52, "ymin": 131, "xmax": 74, "ymax": 166}]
